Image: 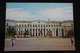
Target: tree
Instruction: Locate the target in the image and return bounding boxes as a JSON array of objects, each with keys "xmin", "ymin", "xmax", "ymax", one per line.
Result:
[
  {"xmin": 66, "ymin": 28, "xmax": 74, "ymax": 37},
  {"xmin": 7, "ymin": 26, "xmax": 12, "ymax": 35},
  {"xmin": 11, "ymin": 27, "xmax": 16, "ymax": 35},
  {"xmin": 7, "ymin": 26, "xmax": 16, "ymax": 36},
  {"xmin": 24, "ymin": 30, "xmax": 29, "ymax": 37}
]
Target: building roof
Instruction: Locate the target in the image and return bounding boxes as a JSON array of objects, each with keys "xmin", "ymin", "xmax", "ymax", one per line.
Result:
[
  {"xmin": 16, "ymin": 21, "xmax": 32, "ymax": 23},
  {"xmin": 6, "ymin": 19, "xmax": 15, "ymax": 21},
  {"xmin": 63, "ymin": 20, "xmax": 73, "ymax": 22},
  {"xmin": 47, "ymin": 21, "xmax": 63, "ymax": 23},
  {"xmin": 6, "ymin": 19, "xmax": 73, "ymax": 23}
]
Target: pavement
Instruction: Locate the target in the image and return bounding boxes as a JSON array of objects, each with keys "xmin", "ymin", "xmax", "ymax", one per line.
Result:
[{"xmin": 4, "ymin": 38, "xmax": 75, "ymax": 51}]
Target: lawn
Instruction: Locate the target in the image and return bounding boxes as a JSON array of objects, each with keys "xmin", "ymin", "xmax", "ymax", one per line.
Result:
[{"xmin": 5, "ymin": 35, "xmax": 12, "ymax": 38}]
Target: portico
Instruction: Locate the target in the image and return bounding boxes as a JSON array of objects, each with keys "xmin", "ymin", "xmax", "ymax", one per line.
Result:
[{"xmin": 23, "ymin": 28, "xmax": 65, "ymax": 37}]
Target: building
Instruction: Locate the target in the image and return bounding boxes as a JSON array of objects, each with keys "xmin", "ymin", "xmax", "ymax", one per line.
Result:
[{"xmin": 5, "ymin": 19, "xmax": 74, "ymax": 37}]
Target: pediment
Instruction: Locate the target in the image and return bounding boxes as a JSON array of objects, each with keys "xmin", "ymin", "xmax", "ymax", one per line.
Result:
[{"xmin": 31, "ymin": 20, "xmax": 47, "ymax": 24}]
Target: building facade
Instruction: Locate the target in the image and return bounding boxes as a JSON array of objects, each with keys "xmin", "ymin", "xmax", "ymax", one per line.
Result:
[{"xmin": 5, "ymin": 19, "xmax": 74, "ymax": 37}]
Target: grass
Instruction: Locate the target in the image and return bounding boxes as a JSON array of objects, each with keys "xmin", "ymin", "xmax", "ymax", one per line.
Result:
[
  {"xmin": 5, "ymin": 35, "xmax": 12, "ymax": 38},
  {"xmin": 5, "ymin": 35, "xmax": 71, "ymax": 38}
]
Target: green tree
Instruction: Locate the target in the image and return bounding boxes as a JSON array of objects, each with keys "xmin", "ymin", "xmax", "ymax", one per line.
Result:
[
  {"xmin": 11, "ymin": 27, "xmax": 16, "ymax": 35},
  {"xmin": 66, "ymin": 28, "xmax": 74, "ymax": 37},
  {"xmin": 7, "ymin": 26, "xmax": 16, "ymax": 36},
  {"xmin": 24, "ymin": 30, "xmax": 29, "ymax": 37},
  {"xmin": 7, "ymin": 27, "xmax": 12, "ymax": 35}
]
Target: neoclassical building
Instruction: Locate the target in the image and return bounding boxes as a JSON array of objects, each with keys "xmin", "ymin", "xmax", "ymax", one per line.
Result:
[{"xmin": 5, "ymin": 19, "xmax": 74, "ymax": 37}]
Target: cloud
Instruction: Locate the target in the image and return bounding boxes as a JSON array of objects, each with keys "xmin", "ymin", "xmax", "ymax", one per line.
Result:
[
  {"xmin": 37, "ymin": 6, "xmax": 73, "ymax": 21},
  {"xmin": 6, "ymin": 8, "xmax": 36, "ymax": 21},
  {"xmin": 6, "ymin": 7, "xmax": 73, "ymax": 21}
]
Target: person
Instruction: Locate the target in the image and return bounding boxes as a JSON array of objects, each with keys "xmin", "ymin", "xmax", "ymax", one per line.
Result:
[
  {"xmin": 71, "ymin": 36, "xmax": 74, "ymax": 46},
  {"xmin": 11, "ymin": 35, "xmax": 15, "ymax": 47}
]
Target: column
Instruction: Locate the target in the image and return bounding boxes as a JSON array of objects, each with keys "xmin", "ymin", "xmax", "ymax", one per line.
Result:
[
  {"xmin": 60, "ymin": 29, "xmax": 62, "ymax": 36},
  {"xmin": 40, "ymin": 29, "xmax": 42, "ymax": 36},
  {"xmin": 48, "ymin": 29, "xmax": 49, "ymax": 35},
  {"xmin": 37, "ymin": 28, "xmax": 38, "ymax": 36},
  {"xmin": 32, "ymin": 28, "xmax": 33, "ymax": 35},
  {"xmin": 52, "ymin": 29, "xmax": 54, "ymax": 37},
  {"xmin": 36, "ymin": 29, "xmax": 37, "ymax": 36},
  {"xmin": 42, "ymin": 29, "xmax": 44, "ymax": 36},
  {"xmin": 47, "ymin": 29, "xmax": 48, "ymax": 36},
  {"xmin": 39, "ymin": 29, "xmax": 40, "ymax": 36},
  {"xmin": 64, "ymin": 29, "xmax": 66, "ymax": 36},
  {"xmin": 59, "ymin": 29, "xmax": 61, "ymax": 37},
  {"xmin": 52, "ymin": 29, "xmax": 53, "ymax": 37},
  {"xmin": 39, "ymin": 29, "xmax": 41, "ymax": 36},
  {"xmin": 58, "ymin": 29, "xmax": 60, "ymax": 36},
  {"xmin": 29, "ymin": 29, "xmax": 30, "ymax": 37},
  {"xmin": 55, "ymin": 29, "xmax": 56, "ymax": 36},
  {"xmin": 34, "ymin": 29, "xmax": 36, "ymax": 36},
  {"xmin": 27, "ymin": 28, "xmax": 29, "ymax": 35},
  {"xmin": 53, "ymin": 29, "xmax": 55, "ymax": 37}
]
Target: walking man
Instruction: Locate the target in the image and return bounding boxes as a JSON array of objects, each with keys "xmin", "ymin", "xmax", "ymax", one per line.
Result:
[{"xmin": 11, "ymin": 35, "xmax": 15, "ymax": 47}]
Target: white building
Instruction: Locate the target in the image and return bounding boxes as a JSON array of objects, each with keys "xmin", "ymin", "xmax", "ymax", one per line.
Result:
[{"xmin": 6, "ymin": 19, "xmax": 74, "ymax": 37}]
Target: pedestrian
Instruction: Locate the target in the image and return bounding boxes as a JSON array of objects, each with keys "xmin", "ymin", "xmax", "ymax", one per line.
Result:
[
  {"xmin": 71, "ymin": 36, "xmax": 74, "ymax": 46},
  {"xmin": 11, "ymin": 35, "xmax": 15, "ymax": 47}
]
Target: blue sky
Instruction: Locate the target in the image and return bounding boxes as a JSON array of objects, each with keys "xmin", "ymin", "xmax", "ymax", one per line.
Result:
[{"xmin": 6, "ymin": 3, "xmax": 73, "ymax": 21}]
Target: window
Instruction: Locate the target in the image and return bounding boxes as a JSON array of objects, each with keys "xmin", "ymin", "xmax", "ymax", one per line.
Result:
[
  {"xmin": 59, "ymin": 25, "xmax": 60, "ymax": 26},
  {"xmin": 44, "ymin": 25, "xmax": 45, "ymax": 27},
  {"xmin": 25, "ymin": 29, "xmax": 26, "ymax": 31},
  {"xmin": 27, "ymin": 24, "xmax": 29, "ymax": 26},
  {"xmin": 51, "ymin": 25, "xmax": 53, "ymax": 27},
  {"xmin": 25, "ymin": 24, "xmax": 26, "ymax": 26},
  {"xmin": 33, "ymin": 25, "xmax": 34, "ymax": 27},
  {"xmin": 19, "ymin": 24, "xmax": 20, "ymax": 26},
  {"xmin": 41, "ymin": 25, "xmax": 42, "ymax": 27},
  {"xmin": 35, "ymin": 25, "xmax": 37, "ymax": 27},
  {"xmin": 19, "ymin": 29, "xmax": 20, "ymax": 31},
  {"xmin": 56, "ymin": 25, "xmax": 58, "ymax": 26},
  {"xmin": 38, "ymin": 22, "xmax": 40, "ymax": 23},
  {"xmin": 49, "ymin": 25, "xmax": 50, "ymax": 27},
  {"xmin": 71, "ymin": 24, "xmax": 73, "ymax": 26},
  {"xmin": 30, "ymin": 25, "xmax": 31, "ymax": 27},
  {"xmin": 22, "ymin": 24, "xmax": 23, "ymax": 26},
  {"xmin": 30, "ymin": 29, "xmax": 32, "ymax": 31},
  {"xmin": 46, "ymin": 25, "xmax": 47, "ymax": 27},
  {"xmin": 7, "ymin": 23, "xmax": 8, "ymax": 26}
]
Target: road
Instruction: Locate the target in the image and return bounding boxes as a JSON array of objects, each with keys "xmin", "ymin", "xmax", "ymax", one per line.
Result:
[{"xmin": 4, "ymin": 38, "xmax": 75, "ymax": 51}]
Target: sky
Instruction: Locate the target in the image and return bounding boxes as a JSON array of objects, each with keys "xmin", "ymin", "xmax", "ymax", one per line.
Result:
[{"xmin": 6, "ymin": 3, "xmax": 73, "ymax": 21}]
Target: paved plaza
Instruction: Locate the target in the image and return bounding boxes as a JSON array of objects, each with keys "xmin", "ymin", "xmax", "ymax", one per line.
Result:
[{"xmin": 4, "ymin": 38, "xmax": 75, "ymax": 51}]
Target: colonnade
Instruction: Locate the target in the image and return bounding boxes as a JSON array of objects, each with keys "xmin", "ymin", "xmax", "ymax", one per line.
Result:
[{"xmin": 26, "ymin": 28, "xmax": 65, "ymax": 37}]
